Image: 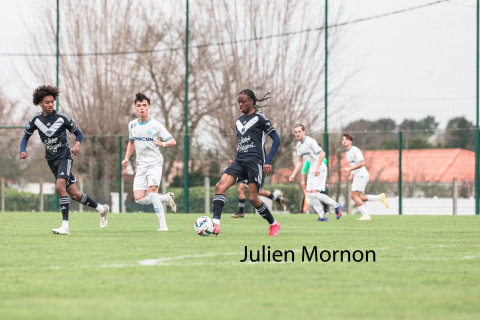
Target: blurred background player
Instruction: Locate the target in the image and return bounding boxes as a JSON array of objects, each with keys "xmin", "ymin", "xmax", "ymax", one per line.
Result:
[
  {"xmin": 19, "ymin": 85, "xmax": 109, "ymax": 235},
  {"xmin": 301, "ymin": 149, "xmax": 329, "ymax": 213},
  {"xmin": 230, "ymin": 170, "xmax": 286, "ymax": 218},
  {"xmin": 289, "ymin": 124, "xmax": 342, "ymax": 221},
  {"xmin": 212, "ymin": 89, "xmax": 281, "ymax": 236},
  {"xmin": 341, "ymin": 133, "xmax": 389, "ymax": 220},
  {"xmin": 121, "ymin": 93, "xmax": 177, "ymax": 231}
]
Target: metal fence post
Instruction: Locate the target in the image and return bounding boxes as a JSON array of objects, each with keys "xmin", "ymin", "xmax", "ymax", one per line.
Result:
[
  {"xmin": 78, "ymin": 177, "xmax": 83, "ymax": 212},
  {"xmin": 39, "ymin": 177, "xmax": 44, "ymax": 212},
  {"xmin": 398, "ymin": 132, "xmax": 402, "ymax": 215},
  {"xmin": 1, "ymin": 177, "xmax": 5, "ymax": 212},
  {"xmin": 204, "ymin": 176, "xmax": 210, "ymax": 214},
  {"xmin": 453, "ymin": 177, "xmax": 457, "ymax": 215},
  {"xmin": 118, "ymin": 136, "xmax": 122, "ymax": 213}
]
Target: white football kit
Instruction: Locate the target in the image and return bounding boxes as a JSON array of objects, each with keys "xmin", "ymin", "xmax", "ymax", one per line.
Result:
[
  {"xmin": 346, "ymin": 146, "xmax": 369, "ymax": 192},
  {"xmin": 297, "ymin": 136, "xmax": 327, "ymax": 192},
  {"xmin": 128, "ymin": 117, "xmax": 172, "ymax": 191}
]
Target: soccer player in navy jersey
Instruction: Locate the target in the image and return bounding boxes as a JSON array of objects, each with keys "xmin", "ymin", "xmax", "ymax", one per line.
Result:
[
  {"xmin": 212, "ymin": 89, "xmax": 282, "ymax": 236},
  {"xmin": 19, "ymin": 85, "xmax": 109, "ymax": 235}
]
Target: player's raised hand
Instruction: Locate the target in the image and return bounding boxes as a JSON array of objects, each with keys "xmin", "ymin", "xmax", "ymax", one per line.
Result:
[
  {"xmin": 121, "ymin": 159, "xmax": 129, "ymax": 169},
  {"xmin": 70, "ymin": 146, "xmax": 80, "ymax": 156},
  {"xmin": 19, "ymin": 152, "xmax": 28, "ymax": 160},
  {"xmin": 263, "ymin": 164, "xmax": 272, "ymax": 176}
]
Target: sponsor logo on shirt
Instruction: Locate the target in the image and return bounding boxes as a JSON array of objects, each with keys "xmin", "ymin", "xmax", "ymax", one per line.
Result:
[
  {"xmin": 132, "ymin": 137, "xmax": 154, "ymax": 141},
  {"xmin": 238, "ymin": 136, "xmax": 255, "ymax": 153},
  {"xmin": 131, "ymin": 123, "xmax": 137, "ymax": 129},
  {"xmin": 42, "ymin": 137, "xmax": 63, "ymax": 153}
]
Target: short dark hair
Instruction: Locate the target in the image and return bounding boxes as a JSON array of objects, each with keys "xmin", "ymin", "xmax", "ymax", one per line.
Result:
[
  {"xmin": 135, "ymin": 93, "xmax": 150, "ymax": 105},
  {"xmin": 342, "ymin": 132, "xmax": 354, "ymax": 142},
  {"xmin": 293, "ymin": 124, "xmax": 305, "ymax": 131},
  {"xmin": 32, "ymin": 85, "xmax": 60, "ymax": 105}
]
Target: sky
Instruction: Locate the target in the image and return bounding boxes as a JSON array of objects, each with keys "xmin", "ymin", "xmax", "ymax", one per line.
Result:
[{"xmin": 0, "ymin": 0, "xmax": 478, "ymax": 130}]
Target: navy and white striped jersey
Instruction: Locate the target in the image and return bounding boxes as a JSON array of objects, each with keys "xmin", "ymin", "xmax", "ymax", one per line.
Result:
[
  {"xmin": 24, "ymin": 110, "xmax": 77, "ymax": 160},
  {"xmin": 235, "ymin": 111, "xmax": 276, "ymax": 163}
]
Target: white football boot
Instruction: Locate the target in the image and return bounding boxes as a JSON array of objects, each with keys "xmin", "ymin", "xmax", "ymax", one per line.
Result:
[
  {"xmin": 166, "ymin": 192, "xmax": 177, "ymax": 213},
  {"xmin": 157, "ymin": 225, "xmax": 169, "ymax": 231},
  {"xmin": 358, "ymin": 216, "xmax": 371, "ymax": 221},
  {"xmin": 100, "ymin": 204, "xmax": 110, "ymax": 229},
  {"xmin": 52, "ymin": 226, "xmax": 70, "ymax": 235}
]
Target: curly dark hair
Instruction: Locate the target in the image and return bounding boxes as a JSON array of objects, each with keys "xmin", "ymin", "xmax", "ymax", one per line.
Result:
[
  {"xmin": 32, "ymin": 85, "xmax": 60, "ymax": 105},
  {"xmin": 135, "ymin": 93, "xmax": 150, "ymax": 105},
  {"xmin": 342, "ymin": 132, "xmax": 354, "ymax": 142}
]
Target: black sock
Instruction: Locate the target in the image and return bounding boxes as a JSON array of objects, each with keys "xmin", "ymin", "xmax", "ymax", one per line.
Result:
[
  {"xmin": 267, "ymin": 193, "xmax": 279, "ymax": 202},
  {"xmin": 60, "ymin": 196, "xmax": 69, "ymax": 222},
  {"xmin": 79, "ymin": 193, "xmax": 99, "ymax": 209},
  {"xmin": 256, "ymin": 202, "xmax": 275, "ymax": 225},
  {"xmin": 213, "ymin": 194, "xmax": 226, "ymax": 220},
  {"xmin": 238, "ymin": 199, "xmax": 245, "ymax": 214}
]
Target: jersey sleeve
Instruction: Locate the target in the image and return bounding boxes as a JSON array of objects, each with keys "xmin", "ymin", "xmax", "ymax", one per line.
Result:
[
  {"xmin": 157, "ymin": 122, "xmax": 172, "ymax": 141},
  {"xmin": 308, "ymin": 137, "xmax": 322, "ymax": 154},
  {"xmin": 259, "ymin": 114, "xmax": 276, "ymax": 135},
  {"xmin": 24, "ymin": 116, "xmax": 37, "ymax": 136},
  {"xmin": 296, "ymin": 143, "xmax": 303, "ymax": 157},
  {"xmin": 129, "ymin": 122, "xmax": 134, "ymax": 140},
  {"xmin": 353, "ymin": 147, "xmax": 365, "ymax": 163},
  {"xmin": 59, "ymin": 113, "xmax": 78, "ymax": 133}
]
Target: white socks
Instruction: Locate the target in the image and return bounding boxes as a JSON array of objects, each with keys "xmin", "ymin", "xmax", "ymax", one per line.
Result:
[
  {"xmin": 95, "ymin": 204, "xmax": 105, "ymax": 213},
  {"xmin": 149, "ymin": 193, "xmax": 167, "ymax": 227},
  {"xmin": 135, "ymin": 195, "xmax": 152, "ymax": 205},
  {"xmin": 367, "ymin": 195, "xmax": 381, "ymax": 201},
  {"xmin": 212, "ymin": 218, "xmax": 220, "ymax": 225},
  {"xmin": 62, "ymin": 220, "xmax": 69, "ymax": 229},
  {"xmin": 358, "ymin": 205, "xmax": 370, "ymax": 218},
  {"xmin": 308, "ymin": 192, "xmax": 339, "ymax": 208},
  {"xmin": 310, "ymin": 198, "xmax": 326, "ymax": 219},
  {"xmin": 136, "ymin": 194, "xmax": 169, "ymax": 205}
]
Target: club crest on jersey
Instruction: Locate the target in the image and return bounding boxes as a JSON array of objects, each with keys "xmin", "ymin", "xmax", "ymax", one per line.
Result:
[
  {"xmin": 26, "ymin": 124, "xmax": 30, "ymax": 129},
  {"xmin": 46, "ymin": 130, "xmax": 52, "ymax": 135}
]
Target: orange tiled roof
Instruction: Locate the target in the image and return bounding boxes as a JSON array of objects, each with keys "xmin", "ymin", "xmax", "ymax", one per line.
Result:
[{"xmin": 272, "ymin": 148, "xmax": 475, "ymax": 184}]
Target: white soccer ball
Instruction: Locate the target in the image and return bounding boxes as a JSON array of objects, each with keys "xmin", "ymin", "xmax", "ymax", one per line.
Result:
[{"xmin": 194, "ymin": 216, "xmax": 215, "ymax": 236}]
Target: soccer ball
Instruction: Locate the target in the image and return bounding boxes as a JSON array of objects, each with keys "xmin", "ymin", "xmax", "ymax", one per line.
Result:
[{"xmin": 194, "ymin": 216, "xmax": 215, "ymax": 236}]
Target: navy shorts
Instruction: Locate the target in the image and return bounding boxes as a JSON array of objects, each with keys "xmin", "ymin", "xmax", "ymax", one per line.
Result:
[
  {"xmin": 47, "ymin": 157, "xmax": 76, "ymax": 187},
  {"xmin": 224, "ymin": 160, "xmax": 265, "ymax": 190}
]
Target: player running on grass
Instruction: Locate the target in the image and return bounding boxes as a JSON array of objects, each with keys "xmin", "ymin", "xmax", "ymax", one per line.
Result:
[
  {"xmin": 212, "ymin": 89, "xmax": 282, "ymax": 236},
  {"xmin": 289, "ymin": 124, "xmax": 342, "ymax": 221},
  {"xmin": 341, "ymin": 133, "xmax": 388, "ymax": 220},
  {"xmin": 19, "ymin": 85, "xmax": 109, "ymax": 235},
  {"xmin": 121, "ymin": 93, "xmax": 177, "ymax": 231}
]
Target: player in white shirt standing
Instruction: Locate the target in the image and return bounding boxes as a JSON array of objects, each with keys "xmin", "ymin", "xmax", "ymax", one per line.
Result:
[
  {"xmin": 289, "ymin": 124, "xmax": 343, "ymax": 221},
  {"xmin": 341, "ymin": 133, "xmax": 388, "ymax": 220},
  {"xmin": 121, "ymin": 93, "xmax": 177, "ymax": 231}
]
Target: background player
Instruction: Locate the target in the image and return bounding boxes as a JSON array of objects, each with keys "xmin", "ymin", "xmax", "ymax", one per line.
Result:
[
  {"xmin": 212, "ymin": 89, "xmax": 281, "ymax": 236},
  {"xmin": 231, "ymin": 178, "xmax": 286, "ymax": 218},
  {"xmin": 289, "ymin": 124, "xmax": 342, "ymax": 221},
  {"xmin": 19, "ymin": 85, "xmax": 109, "ymax": 235},
  {"xmin": 121, "ymin": 93, "xmax": 177, "ymax": 231},
  {"xmin": 341, "ymin": 133, "xmax": 389, "ymax": 220}
]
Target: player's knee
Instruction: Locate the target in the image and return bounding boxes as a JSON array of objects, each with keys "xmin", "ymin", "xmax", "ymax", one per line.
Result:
[
  {"xmin": 70, "ymin": 193, "xmax": 81, "ymax": 201},
  {"xmin": 215, "ymin": 182, "xmax": 226, "ymax": 194},
  {"xmin": 248, "ymin": 196, "xmax": 261, "ymax": 207},
  {"xmin": 55, "ymin": 184, "xmax": 66, "ymax": 194}
]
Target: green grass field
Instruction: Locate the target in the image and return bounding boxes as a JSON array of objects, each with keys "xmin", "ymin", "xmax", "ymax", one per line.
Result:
[{"xmin": 0, "ymin": 212, "xmax": 479, "ymax": 320}]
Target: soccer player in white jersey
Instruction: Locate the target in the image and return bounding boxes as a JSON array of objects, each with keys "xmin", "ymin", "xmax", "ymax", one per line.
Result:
[
  {"xmin": 289, "ymin": 124, "xmax": 343, "ymax": 221},
  {"xmin": 341, "ymin": 133, "xmax": 388, "ymax": 220},
  {"xmin": 121, "ymin": 93, "xmax": 177, "ymax": 231}
]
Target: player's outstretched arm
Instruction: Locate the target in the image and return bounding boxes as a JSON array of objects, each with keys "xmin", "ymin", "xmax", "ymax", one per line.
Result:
[
  {"xmin": 19, "ymin": 133, "xmax": 31, "ymax": 159},
  {"xmin": 289, "ymin": 157, "xmax": 303, "ymax": 182},
  {"xmin": 122, "ymin": 140, "xmax": 135, "ymax": 169}
]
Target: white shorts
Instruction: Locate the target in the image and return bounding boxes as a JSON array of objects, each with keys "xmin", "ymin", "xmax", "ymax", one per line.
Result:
[
  {"xmin": 133, "ymin": 163, "xmax": 163, "ymax": 192},
  {"xmin": 351, "ymin": 173, "xmax": 369, "ymax": 193},
  {"xmin": 306, "ymin": 169, "xmax": 327, "ymax": 192}
]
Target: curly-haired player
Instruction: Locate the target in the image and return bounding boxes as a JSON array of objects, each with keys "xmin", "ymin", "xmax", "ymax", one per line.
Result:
[{"xmin": 20, "ymin": 85, "xmax": 109, "ymax": 235}]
